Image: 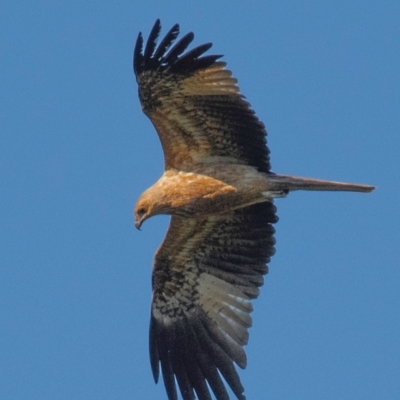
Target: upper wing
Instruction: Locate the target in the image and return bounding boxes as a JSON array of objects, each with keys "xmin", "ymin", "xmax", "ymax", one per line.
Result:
[
  {"xmin": 134, "ymin": 20, "xmax": 271, "ymax": 173},
  {"xmin": 150, "ymin": 202, "xmax": 278, "ymax": 400}
]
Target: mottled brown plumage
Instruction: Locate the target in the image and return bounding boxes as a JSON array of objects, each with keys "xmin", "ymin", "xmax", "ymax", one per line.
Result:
[{"xmin": 133, "ymin": 20, "xmax": 374, "ymax": 400}]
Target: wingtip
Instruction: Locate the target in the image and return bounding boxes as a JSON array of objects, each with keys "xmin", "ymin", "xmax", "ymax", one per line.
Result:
[
  {"xmin": 144, "ymin": 19, "xmax": 162, "ymax": 60},
  {"xmin": 134, "ymin": 20, "xmax": 222, "ymax": 77},
  {"xmin": 133, "ymin": 32, "xmax": 143, "ymax": 77},
  {"xmin": 149, "ymin": 314, "xmax": 160, "ymax": 383}
]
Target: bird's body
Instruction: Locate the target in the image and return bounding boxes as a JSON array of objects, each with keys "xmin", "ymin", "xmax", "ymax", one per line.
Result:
[
  {"xmin": 136, "ymin": 163, "xmax": 372, "ymax": 225},
  {"xmin": 133, "ymin": 20, "xmax": 374, "ymax": 400},
  {"xmin": 136, "ymin": 165, "xmax": 277, "ymax": 222}
]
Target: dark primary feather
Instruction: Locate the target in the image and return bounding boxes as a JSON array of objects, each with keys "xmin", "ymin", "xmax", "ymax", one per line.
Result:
[
  {"xmin": 153, "ymin": 23, "xmax": 180, "ymax": 63},
  {"xmin": 133, "ymin": 20, "xmax": 271, "ymax": 173},
  {"xmin": 134, "ymin": 19, "xmax": 217, "ymax": 77},
  {"xmin": 144, "ymin": 19, "xmax": 162, "ymax": 63},
  {"xmin": 150, "ymin": 202, "xmax": 278, "ymax": 400},
  {"xmin": 133, "ymin": 32, "xmax": 143, "ymax": 75},
  {"xmin": 162, "ymin": 32, "xmax": 195, "ymax": 66}
]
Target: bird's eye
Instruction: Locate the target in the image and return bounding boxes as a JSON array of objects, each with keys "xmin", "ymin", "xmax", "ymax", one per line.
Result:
[{"xmin": 137, "ymin": 207, "xmax": 146, "ymax": 216}]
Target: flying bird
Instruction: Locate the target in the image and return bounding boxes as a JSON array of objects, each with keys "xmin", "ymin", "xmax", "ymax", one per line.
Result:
[{"xmin": 133, "ymin": 19, "xmax": 374, "ymax": 400}]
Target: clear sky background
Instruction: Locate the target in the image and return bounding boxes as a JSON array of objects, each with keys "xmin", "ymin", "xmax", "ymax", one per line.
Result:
[{"xmin": 1, "ymin": 1, "xmax": 399, "ymax": 399}]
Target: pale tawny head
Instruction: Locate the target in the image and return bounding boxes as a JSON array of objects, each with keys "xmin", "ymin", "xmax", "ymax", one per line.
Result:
[
  {"xmin": 134, "ymin": 185, "xmax": 170, "ymax": 229},
  {"xmin": 134, "ymin": 191, "xmax": 154, "ymax": 230}
]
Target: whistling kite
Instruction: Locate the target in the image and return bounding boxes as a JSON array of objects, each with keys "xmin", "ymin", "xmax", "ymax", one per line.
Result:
[{"xmin": 133, "ymin": 20, "xmax": 374, "ymax": 400}]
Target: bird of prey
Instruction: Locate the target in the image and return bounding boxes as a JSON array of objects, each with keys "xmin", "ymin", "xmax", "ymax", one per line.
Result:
[{"xmin": 133, "ymin": 19, "xmax": 374, "ymax": 400}]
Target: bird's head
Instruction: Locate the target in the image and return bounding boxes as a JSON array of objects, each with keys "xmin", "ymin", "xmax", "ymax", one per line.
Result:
[
  {"xmin": 134, "ymin": 185, "xmax": 170, "ymax": 230},
  {"xmin": 134, "ymin": 194, "xmax": 154, "ymax": 230},
  {"xmin": 134, "ymin": 204, "xmax": 148, "ymax": 230}
]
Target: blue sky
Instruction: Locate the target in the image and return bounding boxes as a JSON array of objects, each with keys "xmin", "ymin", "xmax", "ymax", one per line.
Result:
[{"xmin": 1, "ymin": 1, "xmax": 399, "ymax": 399}]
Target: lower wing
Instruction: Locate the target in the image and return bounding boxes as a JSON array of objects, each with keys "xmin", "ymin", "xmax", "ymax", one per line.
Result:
[{"xmin": 150, "ymin": 202, "xmax": 278, "ymax": 400}]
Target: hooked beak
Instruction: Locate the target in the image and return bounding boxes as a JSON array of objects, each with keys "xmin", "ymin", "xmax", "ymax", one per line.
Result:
[{"xmin": 134, "ymin": 218, "xmax": 142, "ymax": 230}]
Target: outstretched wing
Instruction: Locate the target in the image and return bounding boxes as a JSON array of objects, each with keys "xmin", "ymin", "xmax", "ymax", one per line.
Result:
[
  {"xmin": 134, "ymin": 19, "xmax": 271, "ymax": 173},
  {"xmin": 150, "ymin": 202, "xmax": 278, "ymax": 400}
]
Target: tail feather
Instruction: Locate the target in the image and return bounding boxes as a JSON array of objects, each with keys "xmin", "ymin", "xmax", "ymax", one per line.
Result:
[{"xmin": 266, "ymin": 173, "xmax": 375, "ymax": 193}]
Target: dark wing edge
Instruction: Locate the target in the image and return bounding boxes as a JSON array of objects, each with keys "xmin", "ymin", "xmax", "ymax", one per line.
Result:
[
  {"xmin": 134, "ymin": 19, "xmax": 221, "ymax": 79},
  {"xmin": 150, "ymin": 202, "xmax": 278, "ymax": 400}
]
